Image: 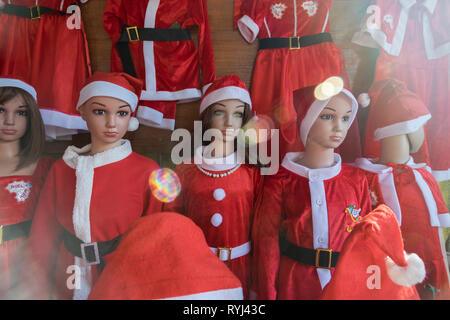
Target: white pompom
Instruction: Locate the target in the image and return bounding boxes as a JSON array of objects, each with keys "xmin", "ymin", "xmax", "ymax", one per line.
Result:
[
  {"xmin": 386, "ymin": 252, "xmax": 426, "ymax": 287},
  {"xmin": 357, "ymin": 93, "xmax": 371, "ymax": 108},
  {"xmin": 127, "ymin": 117, "xmax": 139, "ymax": 131}
]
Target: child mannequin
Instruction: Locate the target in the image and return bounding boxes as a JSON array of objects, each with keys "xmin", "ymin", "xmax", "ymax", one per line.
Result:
[
  {"xmin": 20, "ymin": 72, "xmax": 162, "ymax": 300},
  {"xmin": 164, "ymin": 75, "xmax": 263, "ymax": 299},
  {"xmin": 0, "ymin": 76, "xmax": 53, "ymax": 299},
  {"xmin": 354, "ymin": 79, "xmax": 450, "ymax": 300},
  {"xmin": 251, "ymin": 77, "xmax": 372, "ymax": 300}
]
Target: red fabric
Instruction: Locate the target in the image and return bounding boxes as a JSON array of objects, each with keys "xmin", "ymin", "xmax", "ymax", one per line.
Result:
[
  {"xmin": 238, "ymin": 0, "xmax": 360, "ymax": 162},
  {"xmin": 251, "ymin": 164, "xmax": 372, "ymax": 300},
  {"xmin": 321, "ymin": 205, "xmax": 421, "ymax": 300},
  {"xmin": 164, "ymin": 164, "xmax": 263, "ymax": 299},
  {"xmin": 0, "ymin": 0, "xmax": 91, "ymax": 133},
  {"xmin": 0, "ymin": 158, "xmax": 54, "ymax": 299},
  {"xmin": 361, "ymin": 0, "xmax": 450, "ymax": 176},
  {"xmin": 103, "ymin": 0, "xmax": 216, "ymax": 127},
  {"xmin": 361, "ymin": 164, "xmax": 450, "ymax": 300},
  {"xmin": 19, "ymin": 152, "xmax": 162, "ymax": 299},
  {"xmin": 233, "ymin": 0, "xmax": 243, "ymax": 29},
  {"xmin": 89, "ymin": 212, "xmax": 243, "ymax": 300}
]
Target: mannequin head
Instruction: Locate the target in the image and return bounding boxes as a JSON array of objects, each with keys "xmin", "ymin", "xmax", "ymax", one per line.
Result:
[
  {"xmin": 306, "ymin": 92, "xmax": 353, "ymax": 151},
  {"xmin": 0, "ymin": 86, "xmax": 45, "ymax": 170},
  {"xmin": 79, "ymin": 96, "xmax": 132, "ymax": 153}
]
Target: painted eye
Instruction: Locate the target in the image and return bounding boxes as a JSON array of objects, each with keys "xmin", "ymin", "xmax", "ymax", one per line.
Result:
[
  {"xmin": 17, "ymin": 110, "xmax": 28, "ymax": 116},
  {"xmin": 0, "ymin": 108, "xmax": 4, "ymax": 114},
  {"xmin": 213, "ymin": 110, "xmax": 225, "ymax": 116},
  {"xmin": 118, "ymin": 111, "xmax": 129, "ymax": 117},
  {"xmin": 320, "ymin": 114, "xmax": 333, "ymax": 120},
  {"xmin": 342, "ymin": 116, "xmax": 350, "ymax": 122},
  {"xmin": 234, "ymin": 112, "xmax": 243, "ymax": 118}
]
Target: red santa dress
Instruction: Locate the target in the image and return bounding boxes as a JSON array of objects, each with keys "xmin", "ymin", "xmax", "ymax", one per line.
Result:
[
  {"xmin": 19, "ymin": 140, "xmax": 163, "ymax": 300},
  {"xmin": 103, "ymin": 0, "xmax": 216, "ymax": 131},
  {"xmin": 0, "ymin": 157, "xmax": 53, "ymax": 299},
  {"xmin": 354, "ymin": 157, "xmax": 450, "ymax": 300},
  {"xmin": 237, "ymin": 0, "xmax": 361, "ymax": 162},
  {"xmin": 164, "ymin": 147, "xmax": 263, "ymax": 299},
  {"xmin": 0, "ymin": 0, "xmax": 92, "ymax": 140},
  {"xmin": 353, "ymin": 0, "xmax": 450, "ymax": 182},
  {"xmin": 251, "ymin": 152, "xmax": 372, "ymax": 300}
]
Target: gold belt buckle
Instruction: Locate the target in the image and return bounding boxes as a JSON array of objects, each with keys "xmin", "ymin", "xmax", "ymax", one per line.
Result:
[
  {"xmin": 315, "ymin": 248, "xmax": 332, "ymax": 269},
  {"xmin": 0, "ymin": 225, "xmax": 3, "ymax": 246},
  {"xmin": 217, "ymin": 246, "xmax": 232, "ymax": 264},
  {"xmin": 126, "ymin": 26, "xmax": 140, "ymax": 42},
  {"xmin": 289, "ymin": 36, "xmax": 301, "ymax": 50},
  {"xmin": 30, "ymin": 6, "xmax": 41, "ymax": 20}
]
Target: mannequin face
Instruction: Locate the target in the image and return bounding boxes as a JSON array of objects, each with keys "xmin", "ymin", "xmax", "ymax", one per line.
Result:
[
  {"xmin": 79, "ymin": 96, "xmax": 131, "ymax": 150},
  {"xmin": 0, "ymin": 94, "xmax": 28, "ymax": 143},
  {"xmin": 307, "ymin": 93, "xmax": 353, "ymax": 150},
  {"xmin": 209, "ymin": 99, "xmax": 245, "ymax": 143},
  {"xmin": 407, "ymin": 126, "xmax": 424, "ymax": 153}
]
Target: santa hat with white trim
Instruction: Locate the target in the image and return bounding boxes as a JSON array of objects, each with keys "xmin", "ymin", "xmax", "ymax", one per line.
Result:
[
  {"xmin": 321, "ymin": 204, "xmax": 426, "ymax": 300},
  {"xmin": 0, "ymin": 75, "xmax": 37, "ymax": 102},
  {"xmin": 88, "ymin": 212, "xmax": 244, "ymax": 300},
  {"xmin": 361, "ymin": 79, "xmax": 431, "ymax": 142},
  {"xmin": 76, "ymin": 72, "xmax": 143, "ymax": 131},
  {"xmin": 294, "ymin": 76, "xmax": 359, "ymax": 148},
  {"xmin": 199, "ymin": 74, "xmax": 252, "ymax": 115}
]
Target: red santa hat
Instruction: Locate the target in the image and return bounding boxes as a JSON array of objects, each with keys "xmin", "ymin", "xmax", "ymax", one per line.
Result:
[
  {"xmin": 362, "ymin": 79, "xmax": 431, "ymax": 141},
  {"xmin": 295, "ymin": 76, "xmax": 359, "ymax": 147},
  {"xmin": 88, "ymin": 212, "xmax": 244, "ymax": 300},
  {"xmin": 321, "ymin": 204, "xmax": 426, "ymax": 300},
  {"xmin": 0, "ymin": 75, "xmax": 37, "ymax": 102},
  {"xmin": 199, "ymin": 74, "xmax": 252, "ymax": 115},
  {"xmin": 76, "ymin": 72, "xmax": 143, "ymax": 131}
]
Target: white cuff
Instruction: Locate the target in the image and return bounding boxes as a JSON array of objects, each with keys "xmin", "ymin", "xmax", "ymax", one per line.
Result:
[{"xmin": 237, "ymin": 15, "xmax": 259, "ymax": 43}]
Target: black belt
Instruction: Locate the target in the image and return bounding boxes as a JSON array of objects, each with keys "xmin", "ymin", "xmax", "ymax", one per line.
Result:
[
  {"xmin": 279, "ymin": 231, "xmax": 339, "ymax": 269},
  {"xmin": 259, "ymin": 32, "xmax": 333, "ymax": 50},
  {"xmin": 117, "ymin": 24, "xmax": 191, "ymax": 77},
  {"xmin": 62, "ymin": 227, "xmax": 122, "ymax": 273},
  {"xmin": 2, "ymin": 4, "xmax": 65, "ymax": 19},
  {"xmin": 0, "ymin": 220, "xmax": 32, "ymax": 245}
]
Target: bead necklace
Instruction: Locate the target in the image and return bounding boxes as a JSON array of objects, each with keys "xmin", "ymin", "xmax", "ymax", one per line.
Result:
[{"xmin": 196, "ymin": 164, "xmax": 241, "ymax": 178}]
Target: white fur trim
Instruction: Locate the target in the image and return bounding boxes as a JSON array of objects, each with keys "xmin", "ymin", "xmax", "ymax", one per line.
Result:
[
  {"xmin": 432, "ymin": 169, "xmax": 450, "ymax": 182},
  {"xmin": 300, "ymin": 88, "xmax": 358, "ymax": 146},
  {"xmin": 237, "ymin": 15, "xmax": 259, "ymax": 43},
  {"xmin": 142, "ymin": 0, "xmax": 159, "ymax": 94},
  {"xmin": 140, "ymin": 87, "xmax": 202, "ymax": 102},
  {"xmin": 138, "ymin": 117, "xmax": 175, "ymax": 131},
  {"xmin": 127, "ymin": 117, "xmax": 139, "ymax": 131},
  {"xmin": 438, "ymin": 213, "xmax": 450, "ymax": 228},
  {"xmin": 159, "ymin": 287, "xmax": 243, "ymax": 300},
  {"xmin": 40, "ymin": 108, "xmax": 88, "ymax": 130},
  {"xmin": 357, "ymin": 93, "xmax": 371, "ymax": 108},
  {"xmin": 0, "ymin": 78, "xmax": 37, "ymax": 101},
  {"xmin": 374, "ymin": 114, "xmax": 431, "ymax": 141},
  {"xmin": 194, "ymin": 146, "xmax": 238, "ymax": 171},
  {"xmin": 136, "ymin": 106, "xmax": 164, "ymax": 126},
  {"xmin": 386, "ymin": 252, "xmax": 426, "ymax": 287},
  {"xmin": 282, "ymin": 152, "xmax": 342, "ymax": 181},
  {"xmin": 202, "ymin": 83, "xmax": 213, "ymax": 95},
  {"xmin": 77, "ymin": 81, "xmax": 138, "ymax": 112},
  {"xmin": 200, "ymin": 86, "xmax": 252, "ymax": 115}
]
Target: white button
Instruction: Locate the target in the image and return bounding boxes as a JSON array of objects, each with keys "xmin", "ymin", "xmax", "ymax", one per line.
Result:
[
  {"xmin": 318, "ymin": 237, "xmax": 326, "ymax": 243},
  {"xmin": 211, "ymin": 213, "xmax": 223, "ymax": 227},
  {"xmin": 213, "ymin": 188, "xmax": 226, "ymax": 201},
  {"xmin": 316, "ymin": 199, "xmax": 322, "ymax": 206}
]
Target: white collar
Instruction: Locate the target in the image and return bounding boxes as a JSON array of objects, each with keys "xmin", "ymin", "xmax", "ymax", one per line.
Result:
[
  {"xmin": 354, "ymin": 156, "xmax": 428, "ymax": 173},
  {"xmin": 194, "ymin": 146, "xmax": 238, "ymax": 172},
  {"xmin": 281, "ymin": 152, "xmax": 342, "ymax": 181},
  {"xmin": 63, "ymin": 139, "xmax": 132, "ymax": 169},
  {"xmin": 399, "ymin": 0, "xmax": 438, "ymax": 13}
]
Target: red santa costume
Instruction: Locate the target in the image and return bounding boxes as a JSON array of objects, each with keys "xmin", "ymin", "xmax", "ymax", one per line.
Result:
[
  {"xmin": 353, "ymin": 79, "xmax": 450, "ymax": 300},
  {"xmin": 251, "ymin": 82, "xmax": 372, "ymax": 300},
  {"xmin": 164, "ymin": 76, "xmax": 262, "ymax": 299},
  {"xmin": 321, "ymin": 205, "xmax": 425, "ymax": 300},
  {"xmin": 0, "ymin": 0, "xmax": 92, "ymax": 140},
  {"xmin": 353, "ymin": 0, "xmax": 450, "ymax": 182},
  {"xmin": 19, "ymin": 73, "xmax": 162, "ymax": 300},
  {"xmin": 89, "ymin": 212, "xmax": 244, "ymax": 300},
  {"xmin": 103, "ymin": 0, "xmax": 216, "ymax": 131},
  {"xmin": 236, "ymin": 0, "xmax": 361, "ymax": 162},
  {"xmin": 0, "ymin": 77, "xmax": 54, "ymax": 298}
]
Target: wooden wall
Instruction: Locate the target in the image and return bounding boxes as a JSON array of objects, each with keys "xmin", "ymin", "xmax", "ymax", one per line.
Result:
[{"xmin": 45, "ymin": 0, "xmax": 378, "ymax": 167}]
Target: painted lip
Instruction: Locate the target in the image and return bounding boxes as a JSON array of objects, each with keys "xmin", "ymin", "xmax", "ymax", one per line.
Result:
[
  {"xmin": 104, "ymin": 131, "xmax": 119, "ymax": 137},
  {"xmin": 222, "ymin": 129, "xmax": 236, "ymax": 136},
  {"xmin": 330, "ymin": 135, "xmax": 343, "ymax": 142},
  {"xmin": 1, "ymin": 129, "xmax": 17, "ymax": 135}
]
